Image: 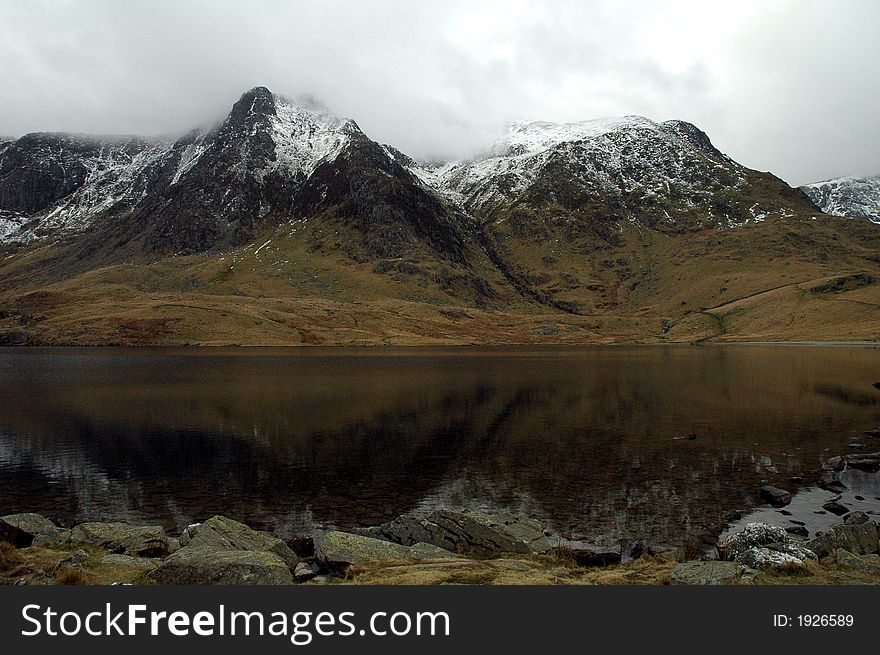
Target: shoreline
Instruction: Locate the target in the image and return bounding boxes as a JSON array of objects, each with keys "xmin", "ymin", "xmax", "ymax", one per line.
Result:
[{"xmin": 3, "ymin": 442, "xmax": 879, "ymax": 586}]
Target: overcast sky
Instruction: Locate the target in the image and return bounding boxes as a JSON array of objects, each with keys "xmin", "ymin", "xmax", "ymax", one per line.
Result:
[{"xmin": 0, "ymin": 0, "xmax": 878, "ymax": 185}]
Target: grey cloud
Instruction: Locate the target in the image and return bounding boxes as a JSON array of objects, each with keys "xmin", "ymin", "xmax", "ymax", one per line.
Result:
[{"xmin": 0, "ymin": 0, "xmax": 877, "ymax": 185}]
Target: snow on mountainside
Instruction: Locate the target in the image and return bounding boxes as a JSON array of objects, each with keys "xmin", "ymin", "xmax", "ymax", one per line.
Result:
[
  {"xmin": 0, "ymin": 89, "xmax": 360, "ymax": 246},
  {"xmin": 0, "ymin": 90, "xmax": 819, "ymax": 251},
  {"xmin": 800, "ymin": 175, "xmax": 880, "ymax": 224},
  {"xmin": 407, "ymin": 114, "xmax": 792, "ymax": 232}
]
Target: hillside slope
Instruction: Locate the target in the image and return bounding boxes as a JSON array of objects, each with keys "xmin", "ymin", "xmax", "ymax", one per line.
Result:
[{"xmin": 1, "ymin": 88, "xmax": 879, "ymax": 345}]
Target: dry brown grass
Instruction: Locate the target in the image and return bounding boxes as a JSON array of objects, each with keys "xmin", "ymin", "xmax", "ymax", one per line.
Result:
[
  {"xmin": 0, "ymin": 541, "xmax": 23, "ymax": 572},
  {"xmin": 0, "ymin": 544, "xmax": 155, "ymax": 586},
  {"xmin": 2, "ymin": 214, "xmax": 880, "ymax": 346}
]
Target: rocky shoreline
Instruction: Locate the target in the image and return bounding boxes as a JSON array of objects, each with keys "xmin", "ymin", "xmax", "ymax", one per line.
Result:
[{"xmin": 2, "ymin": 449, "xmax": 880, "ymax": 586}]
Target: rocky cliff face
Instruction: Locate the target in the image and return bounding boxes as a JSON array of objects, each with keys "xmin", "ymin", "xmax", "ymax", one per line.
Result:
[
  {"xmin": 800, "ymin": 175, "xmax": 880, "ymax": 224},
  {"xmin": 0, "ymin": 87, "xmax": 474, "ymax": 265}
]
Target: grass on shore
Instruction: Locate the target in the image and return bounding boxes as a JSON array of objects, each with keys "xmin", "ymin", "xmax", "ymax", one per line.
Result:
[{"xmin": 4, "ymin": 540, "xmax": 880, "ymax": 586}]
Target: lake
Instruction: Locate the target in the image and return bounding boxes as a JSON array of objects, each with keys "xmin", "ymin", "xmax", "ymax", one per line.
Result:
[{"xmin": 1, "ymin": 344, "xmax": 879, "ymax": 553}]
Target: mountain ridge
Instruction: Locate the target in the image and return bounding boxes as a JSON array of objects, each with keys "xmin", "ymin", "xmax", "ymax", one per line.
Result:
[{"xmin": 1, "ymin": 86, "xmax": 879, "ymax": 346}]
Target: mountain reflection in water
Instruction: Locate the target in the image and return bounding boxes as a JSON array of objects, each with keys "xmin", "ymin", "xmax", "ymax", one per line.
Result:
[{"xmin": 1, "ymin": 345, "xmax": 879, "ymax": 550}]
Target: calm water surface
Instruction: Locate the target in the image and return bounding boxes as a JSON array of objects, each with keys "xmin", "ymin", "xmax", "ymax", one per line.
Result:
[{"xmin": 1, "ymin": 345, "xmax": 879, "ymax": 550}]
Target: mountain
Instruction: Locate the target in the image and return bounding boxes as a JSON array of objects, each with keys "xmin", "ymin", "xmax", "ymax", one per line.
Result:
[
  {"xmin": 1, "ymin": 87, "xmax": 879, "ymax": 346},
  {"xmin": 800, "ymin": 175, "xmax": 880, "ymax": 224}
]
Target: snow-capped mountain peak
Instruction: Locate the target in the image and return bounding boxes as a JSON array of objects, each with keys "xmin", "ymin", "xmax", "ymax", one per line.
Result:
[
  {"xmin": 268, "ymin": 93, "xmax": 356, "ymax": 182},
  {"xmin": 800, "ymin": 174, "xmax": 880, "ymax": 224},
  {"xmin": 492, "ymin": 115, "xmax": 659, "ymax": 158}
]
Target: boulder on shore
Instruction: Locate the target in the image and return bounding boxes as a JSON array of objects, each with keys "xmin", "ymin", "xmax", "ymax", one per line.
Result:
[
  {"xmin": 0, "ymin": 513, "xmax": 62, "ymax": 548},
  {"xmin": 718, "ymin": 522, "xmax": 817, "ymax": 569},
  {"xmin": 835, "ymin": 549, "xmax": 880, "ymax": 573},
  {"xmin": 178, "ymin": 515, "xmax": 297, "ymax": 567},
  {"xmin": 69, "ymin": 522, "xmax": 174, "ymax": 557},
  {"xmin": 807, "ymin": 521, "xmax": 879, "ymax": 559},
  {"xmin": 148, "ymin": 545, "xmax": 293, "ymax": 585},
  {"xmin": 717, "ymin": 523, "xmax": 788, "ymax": 560},
  {"xmin": 356, "ymin": 508, "xmax": 552, "ymax": 556},
  {"xmin": 670, "ymin": 561, "xmax": 745, "ymax": 585},
  {"xmin": 317, "ymin": 531, "xmax": 458, "ymax": 569}
]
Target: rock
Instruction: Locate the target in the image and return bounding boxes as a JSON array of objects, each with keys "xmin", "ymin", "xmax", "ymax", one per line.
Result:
[
  {"xmin": 488, "ymin": 559, "xmax": 534, "ymax": 572},
  {"xmin": 58, "ymin": 549, "xmax": 90, "ymax": 567},
  {"xmin": 873, "ymin": 383, "xmax": 880, "ymax": 390},
  {"xmin": 835, "ymin": 548, "xmax": 880, "ymax": 573},
  {"xmin": 32, "ymin": 529, "xmax": 71, "ymax": 548},
  {"xmin": 807, "ymin": 522, "xmax": 879, "ymax": 558},
  {"xmin": 286, "ymin": 534, "xmax": 315, "ymax": 558},
  {"xmin": 854, "ymin": 495, "xmax": 865, "ymax": 501},
  {"xmin": 734, "ymin": 543, "xmax": 816, "ymax": 570},
  {"xmin": 178, "ymin": 516, "xmax": 297, "ymax": 567},
  {"xmin": 670, "ymin": 561, "xmax": 745, "ymax": 585},
  {"xmin": 864, "ymin": 428, "xmax": 880, "ymax": 437},
  {"xmin": 651, "ymin": 547, "xmax": 686, "ymax": 563},
  {"xmin": 760, "ymin": 486, "xmax": 792, "ymax": 507},
  {"xmin": 818, "ymin": 476, "xmax": 847, "ymax": 493},
  {"xmin": 673, "ymin": 433, "xmax": 698, "ymax": 441},
  {"xmin": 361, "ymin": 509, "xmax": 552, "ymax": 556},
  {"xmin": 846, "ymin": 452, "xmax": 880, "ymax": 472},
  {"xmin": 822, "ymin": 456, "xmax": 846, "ymax": 472},
  {"xmin": 785, "ymin": 525, "xmax": 809, "ymax": 539},
  {"xmin": 148, "ymin": 546, "xmax": 294, "ymax": 585},
  {"xmin": 823, "ymin": 500, "xmax": 849, "ymax": 516},
  {"xmin": 293, "ymin": 560, "xmax": 321, "ymax": 582},
  {"xmin": 100, "ymin": 554, "xmax": 159, "ymax": 573},
  {"xmin": 0, "ymin": 513, "xmax": 62, "ymax": 547},
  {"xmin": 69, "ymin": 522, "xmax": 172, "ymax": 557},
  {"xmin": 844, "ymin": 511, "xmax": 870, "ymax": 526},
  {"xmin": 563, "ymin": 542, "xmax": 622, "ymax": 567},
  {"xmin": 717, "ymin": 523, "xmax": 788, "ymax": 561},
  {"xmin": 789, "ymin": 476, "xmax": 804, "ymax": 484},
  {"xmin": 316, "ymin": 531, "xmax": 458, "ymax": 569}
]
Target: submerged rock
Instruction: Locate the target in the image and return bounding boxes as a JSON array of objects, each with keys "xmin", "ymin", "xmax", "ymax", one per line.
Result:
[
  {"xmin": 0, "ymin": 513, "xmax": 63, "ymax": 548},
  {"xmin": 317, "ymin": 531, "xmax": 457, "ymax": 569},
  {"xmin": 178, "ymin": 515, "xmax": 297, "ymax": 567},
  {"xmin": 670, "ymin": 561, "xmax": 745, "ymax": 585},
  {"xmin": 69, "ymin": 522, "xmax": 173, "ymax": 557},
  {"xmin": 148, "ymin": 545, "xmax": 293, "ymax": 585},
  {"xmin": 785, "ymin": 525, "xmax": 809, "ymax": 539},
  {"xmin": 846, "ymin": 452, "xmax": 880, "ymax": 472},
  {"xmin": 760, "ymin": 486, "xmax": 792, "ymax": 507},
  {"xmin": 818, "ymin": 476, "xmax": 847, "ymax": 493},
  {"xmin": 358, "ymin": 508, "xmax": 551, "ymax": 556},
  {"xmin": 822, "ymin": 500, "xmax": 849, "ymax": 516}
]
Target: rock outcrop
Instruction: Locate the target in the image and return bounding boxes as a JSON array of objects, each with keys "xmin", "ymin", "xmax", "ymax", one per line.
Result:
[
  {"xmin": 69, "ymin": 522, "xmax": 175, "ymax": 557},
  {"xmin": 0, "ymin": 513, "xmax": 63, "ymax": 547},
  {"xmin": 148, "ymin": 546, "xmax": 294, "ymax": 585},
  {"xmin": 316, "ymin": 531, "xmax": 458, "ymax": 569},
  {"xmin": 356, "ymin": 508, "xmax": 552, "ymax": 556},
  {"xmin": 807, "ymin": 521, "xmax": 879, "ymax": 559}
]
